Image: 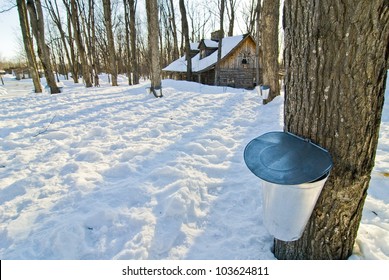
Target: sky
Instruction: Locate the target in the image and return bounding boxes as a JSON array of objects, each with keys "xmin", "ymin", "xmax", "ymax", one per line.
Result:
[
  {"xmin": 0, "ymin": 0, "xmax": 257, "ymax": 62},
  {"xmin": 0, "ymin": 3, "xmax": 21, "ymax": 60}
]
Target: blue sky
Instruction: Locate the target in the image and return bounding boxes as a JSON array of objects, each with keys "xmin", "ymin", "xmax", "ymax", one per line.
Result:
[{"xmin": 0, "ymin": 4, "xmax": 21, "ymax": 60}]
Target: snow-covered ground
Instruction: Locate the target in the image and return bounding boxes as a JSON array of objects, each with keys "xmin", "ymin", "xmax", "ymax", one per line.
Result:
[{"xmin": 0, "ymin": 74, "xmax": 388, "ymax": 260}]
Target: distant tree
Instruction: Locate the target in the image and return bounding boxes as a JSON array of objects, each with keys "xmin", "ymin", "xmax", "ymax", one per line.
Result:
[
  {"xmin": 226, "ymin": 0, "xmax": 237, "ymax": 37},
  {"xmin": 214, "ymin": 0, "xmax": 225, "ymax": 86},
  {"xmin": 254, "ymin": 1, "xmax": 262, "ymax": 86},
  {"xmin": 260, "ymin": 0, "xmax": 279, "ymax": 103},
  {"xmin": 62, "ymin": 0, "xmax": 79, "ymax": 83},
  {"xmin": 275, "ymin": 0, "xmax": 389, "ymax": 259},
  {"xmin": 102, "ymin": 0, "xmax": 118, "ymax": 86},
  {"xmin": 168, "ymin": 0, "xmax": 179, "ymax": 61},
  {"xmin": 68, "ymin": 0, "xmax": 92, "ymax": 87},
  {"xmin": 26, "ymin": 0, "xmax": 60, "ymax": 94},
  {"xmin": 16, "ymin": 0, "xmax": 42, "ymax": 93},
  {"xmin": 88, "ymin": 0, "xmax": 100, "ymax": 87},
  {"xmin": 129, "ymin": 0, "xmax": 139, "ymax": 84},
  {"xmin": 146, "ymin": 0, "xmax": 162, "ymax": 97},
  {"xmin": 45, "ymin": 0, "xmax": 72, "ymax": 81},
  {"xmin": 123, "ymin": 0, "xmax": 132, "ymax": 85},
  {"xmin": 187, "ymin": 0, "xmax": 211, "ymax": 43},
  {"xmin": 179, "ymin": 0, "xmax": 192, "ymax": 81},
  {"xmin": 241, "ymin": 0, "xmax": 257, "ymax": 35}
]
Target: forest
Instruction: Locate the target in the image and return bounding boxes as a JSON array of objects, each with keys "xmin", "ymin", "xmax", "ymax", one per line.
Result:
[
  {"xmin": 0, "ymin": 0, "xmax": 388, "ymax": 261},
  {"xmin": 1, "ymin": 0, "xmax": 280, "ymax": 96}
]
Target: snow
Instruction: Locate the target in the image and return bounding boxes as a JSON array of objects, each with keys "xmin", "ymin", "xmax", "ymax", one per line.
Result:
[
  {"xmin": 163, "ymin": 35, "xmax": 245, "ymax": 73},
  {"xmin": 0, "ymin": 73, "xmax": 388, "ymax": 260}
]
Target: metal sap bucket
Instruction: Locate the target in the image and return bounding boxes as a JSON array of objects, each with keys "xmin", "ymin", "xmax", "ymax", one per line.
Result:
[
  {"xmin": 244, "ymin": 131, "xmax": 332, "ymax": 241},
  {"xmin": 260, "ymin": 85, "xmax": 270, "ymax": 99}
]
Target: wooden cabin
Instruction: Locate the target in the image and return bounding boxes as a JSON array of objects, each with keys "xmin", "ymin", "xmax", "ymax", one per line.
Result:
[
  {"xmin": 13, "ymin": 67, "xmax": 44, "ymax": 80},
  {"xmin": 163, "ymin": 33, "xmax": 260, "ymax": 89}
]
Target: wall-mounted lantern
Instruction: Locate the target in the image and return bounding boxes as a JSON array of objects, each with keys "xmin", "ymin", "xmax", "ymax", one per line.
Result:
[{"xmin": 244, "ymin": 131, "xmax": 333, "ymax": 241}]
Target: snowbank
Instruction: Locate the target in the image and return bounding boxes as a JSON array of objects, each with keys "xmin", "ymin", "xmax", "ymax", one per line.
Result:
[{"xmin": 0, "ymin": 74, "xmax": 387, "ymax": 260}]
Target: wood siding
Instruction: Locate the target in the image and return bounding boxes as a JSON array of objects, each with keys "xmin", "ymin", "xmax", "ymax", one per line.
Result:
[
  {"xmin": 164, "ymin": 35, "xmax": 260, "ymax": 89},
  {"xmin": 209, "ymin": 36, "xmax": 259, "ymax": 89}
]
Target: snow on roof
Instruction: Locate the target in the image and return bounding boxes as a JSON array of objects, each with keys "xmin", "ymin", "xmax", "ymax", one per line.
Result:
[
  {"xmin": 190, "ymin": 42, "xmax": 199, "ymax": 50},
  {"xmin": 201, "ymin": 39, "xmax": 219, "ymax": 48},
  {"xmin": 163, "ymin": 35, "xmax": 245, "ymax": 73}
]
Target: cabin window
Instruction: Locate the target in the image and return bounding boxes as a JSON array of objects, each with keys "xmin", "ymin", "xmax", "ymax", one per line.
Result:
[{"xmin": 242, "ymin": 58, "xmax": 249, "ymax": 68}]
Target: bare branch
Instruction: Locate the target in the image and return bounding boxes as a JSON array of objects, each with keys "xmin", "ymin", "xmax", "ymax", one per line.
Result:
[
  {"xmin": 33, "ymin": 115, "xmax": 56, "ymax": 137},
  {"xmin": 0, "ymin": 4, "xmax": 16, "ymax": 13}
]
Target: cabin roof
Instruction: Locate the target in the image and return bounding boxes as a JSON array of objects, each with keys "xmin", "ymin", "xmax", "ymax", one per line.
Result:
[{"xmin": 163, "ymin": 34, "xmax": 250, "ymax": 73}]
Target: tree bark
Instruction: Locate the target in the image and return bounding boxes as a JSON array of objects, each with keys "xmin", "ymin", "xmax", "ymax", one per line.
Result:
[
  {"xmin": 169, "ymin": 0, "xmax": 179, "ymax": 60},
  {"xmin": 124, "ymin": 0, "xmax": 132, "ymax": 85},
  {"xmin": 63, "ymin": 0, "xmax": 79, "ymax": 83},
  {"xmin": 275, "ymin": 0, "xmax": 389, "ymax": 259},
  {"xmin": 89, "ymin": 0, "xmax": 99, "ymax": 87},
  {"xmin": 16, "ymin": 0, "xmax": 42, "ymax": 93},
  {"xmin": 103, "ymin": 0, "xmax": 118, "ymax": 86},
  {"xmin": 261, "ymin": 0, "xmax": 279, "ymax": 103},
  {"xmin": 179, "ymin": 0, "xmax": 192, "ymax": 81},
  {"xmin": 214, "ymin": 0, "xmax": 225, "ymax": 86},
  {"xmin": 27, "ymin": 0, "xmax": 60, "ymax": 94},
  {"xmin": 146, "ymin": 0, "xmax": 162, "ymax": 96},
  {"xmin": 226, "ymin": 0, "xmax": 236, "ymax": 37},
  {"xmin": 129, "ymin": 0, "xmax": 139, "ymax": 84},
  {"xmin": 45, "ymin": 0, "xmax": 72, "ymax": 81},
  {"xmin": 255, "ymin": 0, "xmax": 262, "ymax": 87},
  {"xmin": 70, "ymin": 0, "xmax": 92, "ymax": 87}
]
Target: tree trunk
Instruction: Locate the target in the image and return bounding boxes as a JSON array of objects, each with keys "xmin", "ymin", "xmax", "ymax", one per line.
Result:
[
  {"xmin": 146, "ymin": 0, "xmax": 162, "ymax": 97},
  {"xmin": 255, "ymin": 0, "xmax": 262, "ymax": 87},
  {"xmin": 70, "ymin": 0, "xmax": 92, "ymax": 87},
  {"xmin": 260, "ymin": 0, "xmax": 279, "ymax": 103},
  {"xmin": 129, "ymin": 0, "xmax": 139, "ymax": 84},
  {"xmin": 27, "ymin": 0, "xmax": 60, "ymax": 94},
  {"xmin": 103, "ymin": 0, "xmax": 118, "ymax": 86},
  {"xmin": 214, "ymin": 0, "xmax": 225, "ymax": 86},
  {"xmin": 169, "ymin": 0, "xmax": 179, "ymax": 61},
  {"xmin": 179, "ymin": 0, "xmax": 192, "ymax": 81},
  {"xmin": 124, "ymin": 0, "xmax": 132, "ymax": 85},
  {"xmin": 45, "ymin": 0, "xmax": 72, "ymax": 81},
  {"xmin": 89, "ymin": 0, "xmax": 99, "ymax": 87},
  {"xmin": 16, "ymin": 0, "xmax": 42, "ymax": 93},
  {"xmin": 275, "ymin": 0, "xmax": 389, "ymax": 259},
  {"xmin": 227, "ymin": 0, "xmax": 236, "ymax": 37},
  {"xmin": 63, "ymin": 0, "xmax": 79, "ymax": 84}
]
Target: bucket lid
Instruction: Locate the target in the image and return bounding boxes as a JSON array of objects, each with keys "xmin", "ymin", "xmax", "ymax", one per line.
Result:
[{"xmin": 244, "ymin": 131, "xmax": 332, "ymax": 185}]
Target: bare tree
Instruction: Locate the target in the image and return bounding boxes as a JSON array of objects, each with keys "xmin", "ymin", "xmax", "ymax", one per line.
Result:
[
  {"xmin": 260, "ymin": 0, "xmax": 279, "ymax": 103},
  {"xmin": 275, "ymin": 0, "xmax": 389, "ymax": 259},
  {"xmin": 62, "ymin": 0, "xmax": 79, "ymax": 83},
  {"xmin": 129, "ymin": 0, "xmax": 139, "ymax": 84},
  {"xmin": 241, "ymin": 0, "xmax": 257, "ymax": 35},
  {"xmin": 45, "ymin": 0, "xmax": 73, "ymax": 81},
  {"xmin": 168, "ymin": 0, "xmax": 179, "ymax": 60},
  {"xmin": 226, "ymin": 0, "xmax": 237, "ymax": 37},
  {"xmin": 187, "ymin": 0, "xmax": 212, "ymax": 43},
  {"xmin": 123, "ymin": 0, "xmax": 132, "ymax": 85},
  {"xmin": 88, "ymin": 0, "xmax": 100, "ymax": 86},
  {"xmin": 254, "ymin": 0, "xmax": 261, "ymax": 86},
  {"xmin": 214, "ymin": 0, "xmax": 225, "ymax": 86},
  {"xmin": 26, "ymin": 0, "xmax": 60, "ymax": 94},
  {"xmin": 102, "ymin": 0, "xmax": 118, "ymax": 86},
  {"xmin": 16, "ymin": 0, "xmax": 42, "ymax": 93},
  {"xmin": 179, "ymin": 0, "xmax": 192, "ymax": 81},
  {"xmin": 146, "ymin": 0, "xmax": 162, "ymax": 97},
  {"xmin": 68, "ymin": 0, "xmax": 92, "ymax": 87}
]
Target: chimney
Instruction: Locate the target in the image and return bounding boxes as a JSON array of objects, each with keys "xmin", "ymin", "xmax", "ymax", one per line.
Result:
[{"xmin": 211, "ymin": 30, "xmax": 224, "ymax": 42}]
